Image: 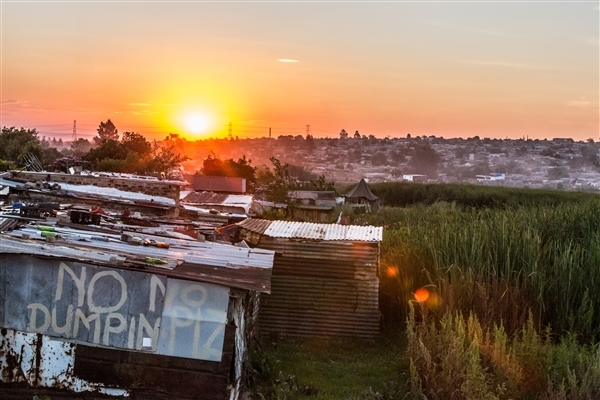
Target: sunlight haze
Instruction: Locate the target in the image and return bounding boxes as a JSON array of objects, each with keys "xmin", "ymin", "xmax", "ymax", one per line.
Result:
[{"xmin": 1, "ymin": 1, "xmax": 598, "ymax": 141}]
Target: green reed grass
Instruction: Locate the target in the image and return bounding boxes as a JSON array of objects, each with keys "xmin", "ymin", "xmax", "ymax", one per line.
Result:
[{"xmin": 368, "ymin": 194, "xmax": 600, "ymax": 342}]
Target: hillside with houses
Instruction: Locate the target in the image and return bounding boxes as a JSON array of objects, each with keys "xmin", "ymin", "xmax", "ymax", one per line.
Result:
[{"xmin": 172, "ymin": 135, "xmax": 600, "ymax": 191}]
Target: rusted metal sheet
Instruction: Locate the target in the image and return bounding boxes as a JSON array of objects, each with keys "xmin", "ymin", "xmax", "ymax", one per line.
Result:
[
  {"xmin": 236, "ymin": 218, "xmax": 272, "ymax": 236},
  {"xmin": 255, "ymin": 237, "xmax": 381, "ymax": 339},
  {"xmin": 0, "ymin": 329, "xmax": 129, "ymax": 396},
  {"xmin": 0, "ymin": 232, "xmax": 274, "ymax": 293},
  {"xmin": 182, "ymin": 191, "xmax": 229, "ymax": 204},
  {"xmin": 1, "ymin": 254, "xmax": 230, "ymax": 362}
]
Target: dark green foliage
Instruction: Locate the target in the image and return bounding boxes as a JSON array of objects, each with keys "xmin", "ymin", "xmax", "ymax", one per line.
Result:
[
  {"xmin": 70, "ymin": 138, "xmax": 93, "ymax": 157},
  {"xmin": 0, "ymin": 126, "xmax": 44, "ymax": 166},
  {"xmin": 84, "ymin": 139, "xmax": 128, "ymax": 164},
  {"xmin": 310, "ymin": 174, "xmax": 335, "ymax": 192},
  {"xmin": 264, "ymin": 157, "xmax": 296, "ymax": 203},
  {"xmin": 370, "ymin": 181, "xmax": 596, "ymax": 209},
  {"xmin": 367, "ymin": 187, "xmax": 600, "ymax": 343},
  {"xmin": 83, "ymin": 122, "xmax": 188, "ymax": 177},
  {"xmin": 121, "ymin": 131, "xmax": 152, "ymax": 156},
  {"xmin": 199, "ymin": 153, "xmax": 257, "ymax": 191}
]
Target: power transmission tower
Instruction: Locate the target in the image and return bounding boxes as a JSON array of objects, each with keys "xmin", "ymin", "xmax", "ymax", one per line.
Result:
[
  {"xmin": 72, "ymin": 120, "xmax": 77, "ymax": 141},
  {"xmin": 306, "ymin": 124, "xmax": 310, "ymax": 136}
]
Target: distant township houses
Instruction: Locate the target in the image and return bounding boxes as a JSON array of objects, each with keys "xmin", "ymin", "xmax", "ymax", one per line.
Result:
[{"xmin": 203, "ymin": 136, "xmax": 600, "ymax": 191}]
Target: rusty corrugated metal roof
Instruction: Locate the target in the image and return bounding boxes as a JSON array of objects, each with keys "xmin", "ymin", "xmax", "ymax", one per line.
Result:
[
  {"xmin": 182, "ymin": 191, "xmax": 229, "ymax": 204},
  {"xmin": 0, "ymin": 227, "xmax": 274, "ymax": 293},
  {"xmin": 236, "ymin": 218, "xmax": 273, "ymax": 235},
  {"xmin": 237, "ymin": 218, "xmax": 382, "ymax": 242}
]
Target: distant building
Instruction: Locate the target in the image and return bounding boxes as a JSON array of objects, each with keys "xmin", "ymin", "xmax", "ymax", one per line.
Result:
[
  {"xmin": 476, "ymin": 173, "xmax": 506, "ymax": 182},
  {"xmin": 402, "ymin": 174, "xmax": 427, "ymax": 183},
  {"xmin": 236, "ymin": 218, "xmax": 383, "ymax": 339},
  {"xmin": 288, "ymin": 190, "xmax": 339, "ymax": 222},
  {"xmin": 344, "ymin": 178, "xmax": 380, "ymax": 212},
  {"xmin": 185, "ymin": 175, "xmax": 247, "ymax": 194}
]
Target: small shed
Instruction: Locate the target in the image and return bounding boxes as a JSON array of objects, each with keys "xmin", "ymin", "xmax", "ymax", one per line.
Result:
[
  {"xmin": 236, "ymin": 218, "xmax": 383, "ymax": 339},
  {"xmin": 344, "ymin": 178, "xmax": 380, "ymax": 212},
  {"xmin": 0, "ymin": 226, "xmax": 274, "ymax": 399},
  {"xmin": 288, "ymin": 190, "xmax": 339, "ymax": 223}
]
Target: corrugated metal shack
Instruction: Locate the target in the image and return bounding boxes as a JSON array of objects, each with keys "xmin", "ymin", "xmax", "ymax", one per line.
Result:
[
  {"xmin": 0, "ymin": 220, "xmax": 274, "ymax": 400},
  {"xmin": 236, "ymin": 219, "xmax": 383, "ymax": 339}
]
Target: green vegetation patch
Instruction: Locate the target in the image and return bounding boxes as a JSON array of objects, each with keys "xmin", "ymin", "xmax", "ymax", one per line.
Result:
[{"xmin": 249, "ymin": 333, "xmax": 408, "ymax": 399}]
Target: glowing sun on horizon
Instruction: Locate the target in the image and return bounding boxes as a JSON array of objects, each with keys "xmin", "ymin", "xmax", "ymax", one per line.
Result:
[{"xmin": 185, "ymin": 114, "xmax": 211, "ymax": 134}]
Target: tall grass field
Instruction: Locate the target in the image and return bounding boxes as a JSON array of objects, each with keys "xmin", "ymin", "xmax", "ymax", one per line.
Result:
[{"xmin": 250, "ymin": 183, "xmax": 600, "ymax": 399}]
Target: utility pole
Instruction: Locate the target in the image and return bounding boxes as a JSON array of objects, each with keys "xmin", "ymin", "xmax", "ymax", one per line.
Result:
[
  {"xmin": 269, "ymin": 127, "xmax": 271, "ymax": 139},
  {"xmin": 228, "ymin": 122, "xmax": 232, "ymax": 139},
  {"xmin": 306, "ymin": 124, "xmax": 310, "ymax": 137},
  {"xmin": 72, "ymin": 120, "xmax": 77, "ymax": 141}
]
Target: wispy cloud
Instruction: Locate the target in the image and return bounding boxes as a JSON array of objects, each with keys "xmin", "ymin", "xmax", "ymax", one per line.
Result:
[
  {"xmin": 130, "ymin": 102, "xmax": 151, "ymax": 106},
  {"xmin": 279, "ymin": 59, "xmax": 299, "ymax": 63},
  {"xmin": 1, "ymin": 99, "xmax": 28, "ymax": 106},
  {"xmin": 132, "ymin": 110, "xmax": 158, "ymax": 115},
  {"xmin": 567, "ymin": 97, "xmax": 594, "ymax": 108}
]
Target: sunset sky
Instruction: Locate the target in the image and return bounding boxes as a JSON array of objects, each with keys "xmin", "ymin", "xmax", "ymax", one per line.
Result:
[{"xmin": 1, "ymin": 1, "xmax": 598, "ymax": 141}]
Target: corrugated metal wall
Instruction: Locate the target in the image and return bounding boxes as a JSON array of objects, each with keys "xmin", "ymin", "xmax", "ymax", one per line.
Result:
[{"xmin": 256, "ymin": 237, "xmax": 381, "ymax": 339}]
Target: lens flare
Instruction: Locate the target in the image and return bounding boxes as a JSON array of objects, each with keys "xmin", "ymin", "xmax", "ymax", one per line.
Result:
[
  {"xmin": 414, "ymin": 288, "xmax": 430, "ymax": 303},
  {"xmin": 385, "ymin": 266, "xmax": 399, "ymax": 277}
]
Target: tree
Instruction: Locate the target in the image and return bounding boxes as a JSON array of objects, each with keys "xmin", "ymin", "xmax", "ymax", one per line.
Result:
[
  {"xmin": 143, "ymin": 142, "xmax": 189, "ymax": 178},
  {"xmin": 42, "ymin": 147, "xmax": 62, "ymax": 168},
  {"xmin": 310, "ymin": 175, "xmax": 335, "ymax": 191},
  {"xmin": 354, "ymin": 130, "xmax": 361, "ymax": 139},
  {"xmin": 70, "ymin": 138, "xmax": 93, "ymax": 157},
  {"xmin": 83, "ymin": 139, "xmax": 128, "ymax": 165},
  {"xmin": 407, "ymin": 143, "xmax": 441, "ymax": 178},
  {"xmin": 0, "ymin": 126, "xmax": 43, "ymax": 166},
  {"xmin": 199, "ymin": 153, "xmax": 257, "ymax": 191},
  {"xmin": 121, "ymin": 131, "xmax": 152, "ymax": 156},
  {"xmin": 339, "ymin": 129, "xmax": 348, "ymax": 139},
  {"xmin": 95, "ymin": 119, "xmax": 119, "ymax": 143},
  {"xmin": 264, "ymin": 157, "xmax": 296, "ymax": 203}
]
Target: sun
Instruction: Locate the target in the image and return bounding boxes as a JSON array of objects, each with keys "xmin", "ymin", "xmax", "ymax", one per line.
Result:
[{"xmin": 185, "ymin": 114, "xmax": 210, "ymax": 134}]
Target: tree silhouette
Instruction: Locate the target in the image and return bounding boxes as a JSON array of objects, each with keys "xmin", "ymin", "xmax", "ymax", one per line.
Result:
[
  {"xmin": 95, "ymin": 119, "xmax": 119, "ymax": 143},
  {"xmin": 199, "ymin": 153, "xmax": 257, "ymax": 191}
]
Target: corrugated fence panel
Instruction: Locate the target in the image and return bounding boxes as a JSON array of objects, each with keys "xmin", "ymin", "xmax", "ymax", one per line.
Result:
[
  {"xmin": 259, "ymin": 276, "xmax": 380, "ymax": 338},
  {"xmin": 256, "ymin": 238, "xmax": 381, "ymax": 339}
]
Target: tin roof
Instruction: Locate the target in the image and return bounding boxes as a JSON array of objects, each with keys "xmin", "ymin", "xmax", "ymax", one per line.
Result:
[
  {"xmin": 182, "ymin": 192, "xmax": 254, "ymax": 213},
  {"xmin": 344, "ymin": 178, "xmax": 379, "ymax": 201},
  {"xmin": 0, "ymin": 224, "xmax": 274, "ymax": 293},
  {"xmin": 0, "ymin": 176, "xmax": 175, "ymax": 207},
  {"xmin": 237, "ymin": 218, "xmax": 382, "ymax": 242}
]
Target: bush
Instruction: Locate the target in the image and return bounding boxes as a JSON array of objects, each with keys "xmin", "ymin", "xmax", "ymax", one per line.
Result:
[{"xmin": 407, "ymin": 305, "xmax": 600, "ymax": 399}]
